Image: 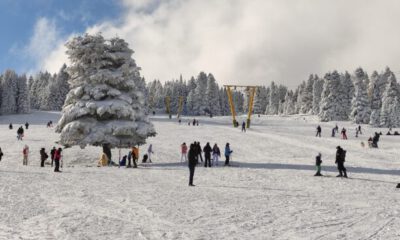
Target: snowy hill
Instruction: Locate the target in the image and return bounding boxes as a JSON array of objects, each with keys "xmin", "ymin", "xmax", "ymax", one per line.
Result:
[{"xmin": 0, "ymin": 112, "xmax": 399, "ymax": 239}]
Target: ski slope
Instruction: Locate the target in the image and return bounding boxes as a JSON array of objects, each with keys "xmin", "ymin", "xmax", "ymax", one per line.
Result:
[{"xmin": 0, "ymin": 111, "xmax": 399, "ymax": 240}]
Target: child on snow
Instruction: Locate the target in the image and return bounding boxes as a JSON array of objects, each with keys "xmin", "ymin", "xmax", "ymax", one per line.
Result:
[{"xmin": 314, "ymin": 153, "xmax": 322, "ymax": 176}]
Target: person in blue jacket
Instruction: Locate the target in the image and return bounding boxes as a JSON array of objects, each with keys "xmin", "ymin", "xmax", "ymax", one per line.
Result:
[{"xmin": 224, "ymin": 143, "xmax": 233, "ymax": 166}]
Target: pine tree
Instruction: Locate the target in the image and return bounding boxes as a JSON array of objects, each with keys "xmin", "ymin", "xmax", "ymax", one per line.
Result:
[
  {"xmin": 299, "ymin": 75, "xmax": 314, "ymax": 114},
  {"xmin": 379, "ymin": 73, "xmax": 400, "ymax": 127},
  {"xmin": 350, "ymin": 68, "xmax": 370, "ymax": 124},
  {"xmin": 205, "ymin": 73, "xmax": 221, "ymax": 116},
  {"xmin": 312, "ymin": 75, "xmax": 323, "ymax": 114},
  {"xmin": 337, "ymin": 71, "xmax": 354, "ymax": 120},
  {"xmin": 16, "ymin": 74, "xmax": 30, "ymax": 113},
  {"xmin": 266, "ymin": 82, "xmax": 279, "ymax": 115},
  {"xmin": 56, "ymin": 33, "xmax": 156, "ymax": 148},
  {"xmin": 319, "ymin": 71, "xmax": 341, "ymax": 121},
  {"xmin": 1, "ymin": 70, "xmax": 18, "ymax": 114}
]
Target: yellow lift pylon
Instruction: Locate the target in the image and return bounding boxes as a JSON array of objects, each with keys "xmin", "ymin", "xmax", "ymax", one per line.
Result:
[
  {"xmin": 165, "ymin": 96, "xmax": 171, "ymax": 119},
  {"xmin": 224, "ymin": 85, "xmax": 260, "ymax": 128}
]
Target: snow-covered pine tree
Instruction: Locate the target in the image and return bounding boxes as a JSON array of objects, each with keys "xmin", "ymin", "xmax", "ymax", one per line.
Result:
[
  {"xmin": 295, "ymin": 82, "xmax": 305, "ymax": 114},
  {"xmin": 299, "ymin": 75, "xmax": 314, "ymax": 114},
  {"xmin": 205, "ymin": 73, "xmax": 221, "ymax": 116},
  {"xmin": 56, "ymin": 33, "xmax": 156, "ymax": 149},
  {"xmin": 379, "ymin": 73, "xmax": 400, "ymax": 127},
  {"xmin": 283, "ymin": 90, "xmax": 295, "ymax": 115},
  {"xmin": 219, "ymin": 88, "xmax": 230, "ymax": 116},
  {"xmin": 45, "ymin": 64, "xmax": 70, "ymax": 110},
  {"xmin": 337, "ymin": 71, "xmax": 354, "ymax": 120},
  {"xmin": 16, "ymin": 74, "xmax": 30, "ymax": 113},
  {"xmin": 253, "ymin": 87, "xmax": 267, "ymax": 114},
  {"xmin": 350, "ymin": 68, "xmax": 370, "ymax": 124},
  {"xmin": 266, "ymin": 82, "xmax": 279, "ymax": 115},
  {"xmin": 319, "ymin": 71, "xmax": 341, "ymax": 121},
  {"xmin": 312, "ymin": 75, "xmax": 324, "ymax": 114},
  {"xmin": 369, "ymin": 71, "xmax": 381, "ymax": 126},
  {"xmin": 1, "ymin": 70, "xmax": 18, "ymax": 114}
]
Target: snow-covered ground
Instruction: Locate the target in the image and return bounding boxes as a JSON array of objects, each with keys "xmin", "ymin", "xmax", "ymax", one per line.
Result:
[{"xmin": 0, "ymin": 111, "xmax": 399, "ymax": 239}]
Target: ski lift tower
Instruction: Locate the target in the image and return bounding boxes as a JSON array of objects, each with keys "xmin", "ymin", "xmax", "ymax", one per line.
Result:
[{"xmin": 224, "ymin": 85, "xmax": 261, "ymax": 128}]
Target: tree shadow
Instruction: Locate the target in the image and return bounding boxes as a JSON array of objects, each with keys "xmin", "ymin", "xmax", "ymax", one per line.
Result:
[{"xmin": 236, "ymin": 162, "xmax": 400, "ymax": 176}]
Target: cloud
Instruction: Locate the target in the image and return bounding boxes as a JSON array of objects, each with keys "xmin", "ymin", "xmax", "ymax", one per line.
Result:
[{"xmin": 42, "ymin": 0, "xmax": 400, "ymax": 88}]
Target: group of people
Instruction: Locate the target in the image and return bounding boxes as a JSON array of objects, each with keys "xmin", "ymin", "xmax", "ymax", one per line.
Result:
[
  {"xmin": 316, "ymin": 124, "xmax": 363, "ymax": 140},
  {"xmin": 188, "ymin": 119, "xmax": 199, "ymax": 126},
  {"xmin": 19, "ymin": 145, "xmax": 63, "ymax": 172},
  {"xmin": 367, "ymin": 132, "xmax": 381, "ymax": 148},
  {"xmin": 9, "ymin": 122, "xmax": 30, "ymax": 140},
  {"xmin": 99, "ymin": 144, "xmax": 155, "ymax": 168},
  {"xmin": 181, "ymin": 141, "xmax": 233, "ymax": 186},
  {"xmin": 314, "ymin": 145, "xmax": 347, "ymax": 178}
]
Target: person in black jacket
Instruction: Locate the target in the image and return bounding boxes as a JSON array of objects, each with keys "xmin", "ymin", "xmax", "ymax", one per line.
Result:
[
  {"xmin": 50, "ymin": 147, "xmax": 56, "ymax": 167},
  {"xmin": 335, "ymin": 146, "xmax": 347, "ymax": 178},
  {"xmin": 203, "ymin": 142, "xmax": 212, "ymax": 167},
  {"xmin": 25, "ymin": 122, "xmax": 29, "ymax": 130},
  {"xmin": 314, "ymin": 153, "xmax": 322, "ymax": 176},
  {"xmin": 316, "ymin": 125, "xmax": 321, "ymax": 137},
  {"xmin": 188, "ymin": 143, "xmax": 197, "ymax": 186},
  {"xmin": 0, "ymin": 147, "xmax": 3, "ymax": 161},
  {"xmin": 40, "ymin": 148, "xmax": 49, "ymax": 167}
]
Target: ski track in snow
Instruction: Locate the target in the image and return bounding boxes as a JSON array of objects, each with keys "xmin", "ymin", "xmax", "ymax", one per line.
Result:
[{"xmin": 0, "ymin": 112, "xmax": 399, "ymax": 239}]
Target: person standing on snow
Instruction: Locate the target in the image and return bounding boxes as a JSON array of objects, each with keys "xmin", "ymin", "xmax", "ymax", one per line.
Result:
[
  {"xmin": 0, "ymin": 147, "xmax": 3, "ymax": 162},
  {"xmin": 203, "ymin": 142, "xmax": 212, "ymax": 168},
  {"xmin": 131, "ymin": 146, "xmax": 139, "ymax": 168},
  {"xmin": 40, "ymin": 148, "xmax": 49, "ymax": 167},
  {"xmin": 147, "ymin": 144, "xmax": 154, "ymax": 163},
  {"xmin": 17, "ymin": 126, "xmax": 24, "ymax": 140},
  {"xmin": 127, "ymin": 150, "xmax": 132, "ymax": 167},
  {"xmin": 335, "ymin": 146, "xmax": 347, "ymax": 178},
  {"xmin": 314, "ymin": 153, "xmax": 323, "ymax": 176},
  {"xmin": 242, "ymin": 121, "xmax": 246, "ymax": 132},
  {"xmin": 316, "ymin": 125, "xmax": 322, "ymax": 137},
  {"xmin": 197, "ymin": 142, "xmax": 203, "ymax": 163},
  {"xmin": 22, "ymin": 145, "xmax": 29, "ymax": 165},
  {"xmin": 50, "ymin": 146, "xmax": 56, "ymax": 167},
  {"xmin": 212, "ymin": 143, "xmax": 221, "ymax": 166},
  {"xmin": 224, "ymin": 143, "xmax": 233, "ymax": 166},
  {"xmin": 188, "ymin": 143, "xmax": 197, "ymax": 186},
  {"xmin": 9, "ymin": 123, "xmax": 12, "ymax": 130},
  {"xmin": 358, "ymin": 125, "xmax": 362, "ymax": 134},
  {"xmin": 54, "ymin": 148, "xmax": 62, "ymax": 172},
  {"xmin": 181, "ymin": 142, "xmax": 188, "ymax": 162},
  {"xmin": 25, "ymin": 122, "xmax": 29, "ymax": 130},
  {"xmin": 341, "ymin": 128, "xmax": 347, "ymax": 140}
]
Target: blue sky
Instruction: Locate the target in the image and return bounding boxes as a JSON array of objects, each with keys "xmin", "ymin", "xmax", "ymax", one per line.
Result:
[
  {"xmin": 0, "ymin": 0, "xmax": 122, "ymax": 74},
  {"xmin": 1, "ymin": 0, "xmax": 400, "ymax": 87}
]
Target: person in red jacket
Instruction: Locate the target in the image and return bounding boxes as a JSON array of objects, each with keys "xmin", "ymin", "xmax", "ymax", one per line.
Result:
[
  {"xmin": 54, "ymin": 148, "xmax": 62, "ymax": 172},
  {"xmin": 181, "ymin": 142, "xmax": 188, "ymax": 162}
]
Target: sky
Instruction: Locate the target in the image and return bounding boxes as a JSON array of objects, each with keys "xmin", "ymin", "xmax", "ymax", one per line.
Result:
[{"xmin": 1, "ymin": 0, "xmax": 400, "ymax": 88}]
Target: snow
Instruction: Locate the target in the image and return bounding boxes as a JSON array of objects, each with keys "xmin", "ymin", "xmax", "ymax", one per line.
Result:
[{"xmin": 0, "ymin": 111, "xmax": 400, "ymax": 239}]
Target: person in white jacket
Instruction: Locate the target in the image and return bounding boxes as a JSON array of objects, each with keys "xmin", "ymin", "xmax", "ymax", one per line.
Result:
[
  {"xmin": 147, "ymin": 144, "xmax": 154, "ymax": 163},
  {"xmin": 212, "ymin": 143, "xmax": 221, "ymax": 166}
]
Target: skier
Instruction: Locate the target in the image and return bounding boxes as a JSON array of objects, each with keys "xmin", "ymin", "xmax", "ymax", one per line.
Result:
[
  {"xmin": 188, "ymin": 143, "xmax": 197, "ymax": 186},
  {"xmin": 147, "ymin": 144, "xmax": 154, "ymax": 163},
  {"xmin": 50, "ymin": 147, "xmax": 56, "ymax": 167},
  {"xmin": 316, "ymin": 125, "xmax": 321, "ymax": 137},
  {"xmin": 180, "ymin": 142, "xmax": 188, "ymax": 162},
  {"xmin": 22, "ymin": 145, "xmax": 29, "ymax": 165},
  {"xmin": 54, "ymin": 148, "xmax": 62, "ymax": 172},
  {"xmin": 242, "ymin": 121, "xmax": 246, "ymax": 132},
  {"xmin": 203, "ymin": 142, "xmax": 212, "ymax": 167},
  {"xmin": 331, "ymin": 128, "xmax": 335, "ymax": 137},
  {"xmin": 372, "ymin": 132, "xmax": 380, "ymax": 148},
  {"xmin": 358, "ymin": 125, "xmax": 362, "ymax": 134},
  {"xmin": 131, "ymin": 146, "xmax": 139, "ymax": 168},
  {"xmin": 0, "ymin": 147, "xmax": 3, "ymax": 161},
  {"xmin": 40, "ymin": 148, "xmax": 49, "ymax": 167},
  {"xmin": 212, "ymin": 143, "xmax": 221, "ymax": 166},
  {"xmin": 9, "ymin": 123, "xmax": 12, "ymax": 130},
  {"xmin": 25, "ymin": 122, "xmax": 29, "ymax": 130},
  {"xmin": 197, "ymin": 142, "xmax": 203, "ymax": 163},
  {"xmin": 314, "ymin": 153, "xmax": 323, "ymax": 176},
  {"xmin": 341, "ymin": 128, "xmax": 347, "ymax": 140},
  {"xmin": 224, "ymin": 143, "xmax": 233, "ymax": 166},
  {"xmin": 193, "ymin": 119, "xmax": 196, "ymax": 126},
  {"xmin": 335, "ymin": 146, "xmax": 347, "ymax": 178}
]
